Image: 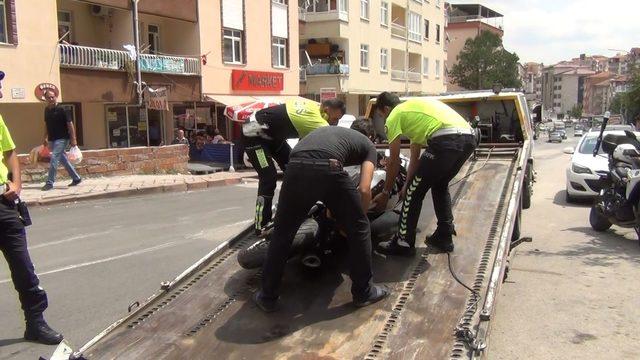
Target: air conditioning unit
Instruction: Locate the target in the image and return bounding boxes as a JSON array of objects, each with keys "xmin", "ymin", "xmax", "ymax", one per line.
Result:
[{"xmin": 91, "ymin": 5, "xmax": 109, "ymax": 17}]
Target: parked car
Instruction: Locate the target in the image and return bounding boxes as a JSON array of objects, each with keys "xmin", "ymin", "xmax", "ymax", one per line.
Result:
[
  {"xmin": 574, "ymin": 127, "xmax": 584, "ymax": 137},
  {"xmin": 564, "ymin": 130, "xmax": 640, "ymax": 202},
  {"xmin": 548, "ymin": 131, "xmax": 563, "ymax": 143}
]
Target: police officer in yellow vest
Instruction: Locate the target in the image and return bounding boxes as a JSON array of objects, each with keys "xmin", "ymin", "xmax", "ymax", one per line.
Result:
[
  {"xmin": 372, "ymin": 92, "xmax": 477, "ymax": 255},
  {"xmin": 0, "ymin": 71, "xmax": 64, "ymax": 344},
  {"xmin": 243, "ymin": 98, "xmax": 346, "ymax": 234}
]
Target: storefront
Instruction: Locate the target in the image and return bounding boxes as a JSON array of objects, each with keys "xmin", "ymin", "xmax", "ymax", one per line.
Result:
[{"xmin": 105, "ymin": 105, "xmax": 165, "ymax": 148}]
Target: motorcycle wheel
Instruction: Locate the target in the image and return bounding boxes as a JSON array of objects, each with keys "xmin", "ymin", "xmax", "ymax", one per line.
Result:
[{"xmin": 589, "ymin": 206, "xmax": 612, "ymax": 232}]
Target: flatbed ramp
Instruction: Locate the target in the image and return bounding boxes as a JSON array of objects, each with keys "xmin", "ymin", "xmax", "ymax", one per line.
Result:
[{"xmin": 80, "ymin": 155, "xmax": 518, "ymax": 360}]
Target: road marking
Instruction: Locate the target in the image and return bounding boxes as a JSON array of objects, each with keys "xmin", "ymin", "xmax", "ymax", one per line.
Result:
[
  {"xmin": 187, "ymin": 219, "xmax": 253, "ymax": 240},
  {"xmin": 0, "ymin": 242, "xmax": 179, "ymax": 284},
  {"xmin": 28, "ymin": 230, "xmax": 117, "ymax": 250}
]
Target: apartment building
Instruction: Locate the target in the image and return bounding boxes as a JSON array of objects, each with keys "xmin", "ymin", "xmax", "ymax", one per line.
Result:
[
  {"xmin": 541, "ymin": 64, "xmax": 595, "ymax": 116},
  {"xmin": 299, "ymin": 0, "xmax": 447, "ymax": 115},
  {"xmin": 522, "ymin": 62, "xmax": 542, "ymax": 103},
  {"xmin": 0, "ymin": 0, "xmax": 300, "ymax": 152},
  {"xmin": 445, "ymin": 3, "xmax": 503, "ymax": 91}
]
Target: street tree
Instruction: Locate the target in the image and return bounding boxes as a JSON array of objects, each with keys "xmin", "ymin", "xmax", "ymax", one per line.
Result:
[
  {"xmin": 568, "ymin": 103, "xmax": 583, "ymax": 119},
  {"xmin": 449, "ymin": 31, "xmax": 522, "ymax": 90},
  {"xmin": 609, "ymin": 66, "xmax": 640, "ymax": 123}
]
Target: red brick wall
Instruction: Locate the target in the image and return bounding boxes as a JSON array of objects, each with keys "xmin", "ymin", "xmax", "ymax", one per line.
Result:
[{"xmin": 18, "ymin": 145, "xmax": 189, "ymax": 183}]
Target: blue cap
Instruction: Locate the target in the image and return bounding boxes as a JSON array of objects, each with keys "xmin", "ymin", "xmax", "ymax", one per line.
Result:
[{"xmin": 0, "ymin": 71, "xmax": 4, "ymax": 81}]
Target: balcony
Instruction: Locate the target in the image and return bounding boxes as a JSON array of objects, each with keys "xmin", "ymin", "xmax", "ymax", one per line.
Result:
[
  {"xmin": 305, "ymin": 63, "xmax": 350, "ymax": 76},
  {"xmin": 391, "ymin": 23, "xmax": 407, "ymax": 39},
  {"xmin": 59, "ymin": 44, "xmax": 201, "ymax": 76},
  {"xmin": 391, "ymin": 70, "xmax": 422, "ymax": 83},
  {"xmin": 299, "ymin": 0, "xmax": 349, "ymax": 22}
]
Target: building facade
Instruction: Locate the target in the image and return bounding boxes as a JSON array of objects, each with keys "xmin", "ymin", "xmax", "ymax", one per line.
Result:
[
  {"xmin": 541, "ymin": 64, "xmax": 594, "ymax": 117},
  {"xmin": 445, "ymin": 3, "xmax": 503, "ymax": 91},
  {"xmin": 522, "ymin": 62, "xmax": 542, "ymax": 103},
  {"xmin": 299, "ymin": 0, "xmax": 447, "ymax": 115},
  {"xmin": 0, "ymin": 0, "xmax": 301, "ymax": 153}
]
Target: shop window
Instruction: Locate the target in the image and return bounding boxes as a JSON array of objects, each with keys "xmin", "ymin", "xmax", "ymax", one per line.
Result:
[
  {"xmin": 272, "ymin": 37, "xmax": 287, "ymax": 68},
  {"xmin": 106, "ymin": 105, "xmax": 158, "ymax": 148}
]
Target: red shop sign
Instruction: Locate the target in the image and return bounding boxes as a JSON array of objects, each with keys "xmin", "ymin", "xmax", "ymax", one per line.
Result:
[
  {"xmin": 34, "ymin": 83, "xmax": 60, "ymax": 101},
  {"xmin": 231, "ymin": 70, "xmax": 283, "ymax": 92}
]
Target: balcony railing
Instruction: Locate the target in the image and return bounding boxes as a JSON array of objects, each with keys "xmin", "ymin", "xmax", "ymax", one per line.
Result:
[
  {"xmin": 299, "ymin": 0, "xmax": 349, "ymax": 22},
  {"xmin": 305, "ymin": 63, "xmax": 350, "ymax": 76},
  {"xmin": 391, "ymin": 69, "xmax": 422, "ymax": 82},
  {"xmin": 59, "ymin": 44, "xmax": 201, "ymax": 76},
  {"xmin": 391, "ymin": 23, "xmax": 407, "ymax": 38}
]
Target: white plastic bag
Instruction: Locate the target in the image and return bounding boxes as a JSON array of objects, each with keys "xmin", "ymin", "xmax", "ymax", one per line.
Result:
[{"xmin": 67, "ymin": 146, "xmax": 83, "ymax": 165}]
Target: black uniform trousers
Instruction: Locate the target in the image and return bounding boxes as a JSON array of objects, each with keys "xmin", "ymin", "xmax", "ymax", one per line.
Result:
[
  {"xmin": 398, "ymin": 134, "xmax": 477, "ymax": 246},
  {"xmin": 261, "ymin": 161, "xmax": 374, "ymax": 300},
  {"xmin": 0, "ymin": 198, "xmax": 48, "ymax": 315},
  {"xmin": 243, "ymin": 105, "xmax": 294, "ymax": 231}
]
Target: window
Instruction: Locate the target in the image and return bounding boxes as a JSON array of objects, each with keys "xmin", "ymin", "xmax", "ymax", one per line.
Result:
[
  {"xmin": 423, "ymin": 57, "xmax": 429, "ymax": 76},
  {"xmin": 272, "ymin": 37, "xmax": 287, "ymax": 68},
  {"xmin": 223, "ymin": 29, "xmax": 243, "ymax": 64},
  {"xmin": 148, "ymin": 24, "xmax": 160, "ymax": 54},
  {"xmin": 57, "ymin": 10, "xmax": 72, "ymax": 43},
  {"xmin": 408, "ymin": 11, "xmax": 421, "ymax": 42},
  {"xmin": 380, "ymin": 48, "xmax": 388, "ymax": 72},
  {"xmin": 360, "ymin": 44, "xmax": 369, "ymax": 69},
  {"xmin": 435, "ymin": 59, "xmax": 441, "ymax": 78},
  {"xmin": 380, "ymin": 1, "xmax": 389, "ymax": 26},
  {"xmin": 0, "ymin": 0, "xmax": 6, "ymax": 43},
  {"xmin": 360, "ymin": 0, "xmax": 369, "ymax": 20},
  {"xmin": 272, "ymin": 0, "xmax": 287, "ymax": 4},
  {"xmin": 423, "ymin": 19, "xmax": 429, "ymax": 40},
  {"xmin": 435, "ymin": 24, "xmax": 441, "ymax": 43},
  {"xmin": 436, "ymin": 0, "xmax": 441, "ymax": 7},
  {"xmin": 222, "ymin": 0, "xmax": 244, "ymax": 64},
  {"xmin": 340, "ymin": 0, "xmax": 347, "ymax": 12}
]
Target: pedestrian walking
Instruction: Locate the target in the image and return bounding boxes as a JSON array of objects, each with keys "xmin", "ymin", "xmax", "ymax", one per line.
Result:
[
  {"xmin": 0, "ymin": 71, "xmax": 64, "ymax": 344},
  {"xmin": 253, "ymin": 121, "xmax": 389, "ymax": 312},
  {"xmin": 41, "ymin": 90, "xmax": 81, "ymax": 191},
  {"xmin": 372, "ymin": 92, "xmax": 477, "ymax": 255},
  {"xmin": 243, "ymin": 98, "xmax": 346, "ymax": 235}
]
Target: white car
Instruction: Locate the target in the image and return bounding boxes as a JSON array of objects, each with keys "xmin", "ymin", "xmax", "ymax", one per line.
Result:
[{"xmin": 564, "ymin": 130, "xmax": 640, "ymax": 201}]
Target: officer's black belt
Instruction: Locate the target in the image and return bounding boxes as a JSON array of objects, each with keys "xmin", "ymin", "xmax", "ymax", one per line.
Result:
[{"xmin": 288, "ymin": 158, "xmax": 343, "ymax": 171}]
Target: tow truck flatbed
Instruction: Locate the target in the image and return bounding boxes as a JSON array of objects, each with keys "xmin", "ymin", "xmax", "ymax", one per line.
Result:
[{"xmin": 71, "ymin": 149, "xmax": 521, "ymax": 360}]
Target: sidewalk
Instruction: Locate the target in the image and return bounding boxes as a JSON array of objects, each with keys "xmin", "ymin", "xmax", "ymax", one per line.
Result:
[{"xmin": 19, "ymin": 171, "xmax": 259, "ymax": 207}]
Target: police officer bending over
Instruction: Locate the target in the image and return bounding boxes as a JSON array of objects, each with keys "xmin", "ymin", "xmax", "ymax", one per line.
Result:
[
  {"xmin": 244, "ymin": 99, "xmax": 346, "ymax": 235},
  {"xmin": 372, "ymin": 92, "xmax": 477, "ymax": 256},
  {"xmin": 254, "ymin": 120, "xmax": 389, "ymax": 312}
]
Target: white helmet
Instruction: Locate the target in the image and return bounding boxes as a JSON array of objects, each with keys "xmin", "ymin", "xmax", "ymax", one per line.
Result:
[{"xmin": 613, "ymin": 143, "xmax": 640, "ymax": 164}]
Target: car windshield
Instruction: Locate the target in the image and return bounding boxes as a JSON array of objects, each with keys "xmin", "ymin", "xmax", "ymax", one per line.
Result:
[{"xmin": 578, "ymin": 136, "xmax": 604, "ymax": 155}]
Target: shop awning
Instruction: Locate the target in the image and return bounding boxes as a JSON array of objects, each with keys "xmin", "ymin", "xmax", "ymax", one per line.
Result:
[
  {"xmin": 203, "ymin": 94, "xmax": 258, "ymax": 107},
  {"xmin": 204, "ymin": 94, "xmax": 313, "ymax": 106}
]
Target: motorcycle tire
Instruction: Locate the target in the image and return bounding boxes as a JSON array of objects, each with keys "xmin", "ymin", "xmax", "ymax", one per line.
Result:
[
  {"xmin": 237, "ymin": 218, "xmax": 319, "ymax": 270},
  {"xmin": 589, "ymin": 206, "xmax": 612, "ymax": 232}
]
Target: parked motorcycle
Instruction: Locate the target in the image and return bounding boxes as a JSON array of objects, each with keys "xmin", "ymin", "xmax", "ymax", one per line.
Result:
[
  {"xmin": 237, "ymin": 151, "xmax": 408, "ymax": 270},
  {"xmin": 589, "ymin": 111, "xmax": 640, "ymax": 245}
]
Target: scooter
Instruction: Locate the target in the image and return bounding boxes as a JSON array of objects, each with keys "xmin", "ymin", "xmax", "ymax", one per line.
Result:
[
  {"xmin": 237, "ymin": 151, "xmax": 409, "ymax": 269},
  {"xmin": 589, "ymin": 111, "xmax": 640, "ymax": 245}
]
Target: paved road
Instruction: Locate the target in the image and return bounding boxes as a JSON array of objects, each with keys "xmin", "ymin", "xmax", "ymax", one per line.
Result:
[
  {"xmin": 490, "ymin": 130, "xmax": 640, "ymax": 358},
  {"xmin": 0, "ymin": 179, "xmax": 262, "ymax": 360}
]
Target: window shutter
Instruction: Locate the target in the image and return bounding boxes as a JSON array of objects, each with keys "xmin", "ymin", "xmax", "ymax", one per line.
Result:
[
  {"xmin": 222, "ymin": 0, "xmax": 244, "ymax": 30},
  {"xmin": 271, "ymin": 3, "xmax": 288, "ymax": 39}
]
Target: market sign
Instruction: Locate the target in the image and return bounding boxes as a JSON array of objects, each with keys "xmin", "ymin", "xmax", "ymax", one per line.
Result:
[
  {"xmin": 146, "ymin": 87, "xmax": 169, "ymax": 111},
  {"xmin": 34, "ymin": 83, "xmax": 59, "ymax": 101},
  {"xmin": 320, "ymin": 88, "xmax": 337, "ymax": 101},
  {"xmin": 231, "ymin": 70, "xmax": 283, "ymax": 92}
]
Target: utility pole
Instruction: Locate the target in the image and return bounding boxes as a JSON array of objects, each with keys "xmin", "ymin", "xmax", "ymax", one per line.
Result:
[{"xmin": 132, "ymin": 0, "xmax": 143, "ymax": 107}]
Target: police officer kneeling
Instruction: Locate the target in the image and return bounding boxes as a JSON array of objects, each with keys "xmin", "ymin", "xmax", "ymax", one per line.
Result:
[{"xmin": 253, "ymin": 120, "xmax": 389, "ymax": 312}]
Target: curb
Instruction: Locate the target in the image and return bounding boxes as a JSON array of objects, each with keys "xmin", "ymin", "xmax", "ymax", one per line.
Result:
[{"xmin": 24, "ymin": 175, "xmax": 258, "ymax": 207}]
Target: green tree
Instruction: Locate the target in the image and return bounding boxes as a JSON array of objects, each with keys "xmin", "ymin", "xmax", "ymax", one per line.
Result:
[
  {"xmin": 449, "ymin": 31, "xmax": 522, "ymax": 90},
  {"xmin": 609, "ymin": 66, "xmax": 640, "ymax": 123},
  {"xmin": 568, "ymin": 103, "xmax": 583, "ymax": 119}
]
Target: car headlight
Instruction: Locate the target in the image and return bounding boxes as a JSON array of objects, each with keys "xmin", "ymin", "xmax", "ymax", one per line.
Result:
[{"xmin": 572, "ymin": 163, "xmax": 592, "ymax": 174}]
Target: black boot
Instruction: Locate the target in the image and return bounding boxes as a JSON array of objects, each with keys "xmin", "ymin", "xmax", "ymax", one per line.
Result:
[
  {"xmin": 376, "ymin": 235, "xmax": 416, "ymax": 257},
  {"xmin": 353, "ymin": 284, "xmax": 390, "ymax": 307},
  {"xmin": 424, "ymin": 226, "xmax": 457, "ymax": 253},
  {"xmin": 24, "ymin": 313, "xmax": 64, "ymax": 345}
]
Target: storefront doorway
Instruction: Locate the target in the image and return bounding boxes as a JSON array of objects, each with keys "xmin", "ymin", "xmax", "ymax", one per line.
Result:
[{"xmin": 106, "ymin": 105, "xmax": 164, "ymax": 148}]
